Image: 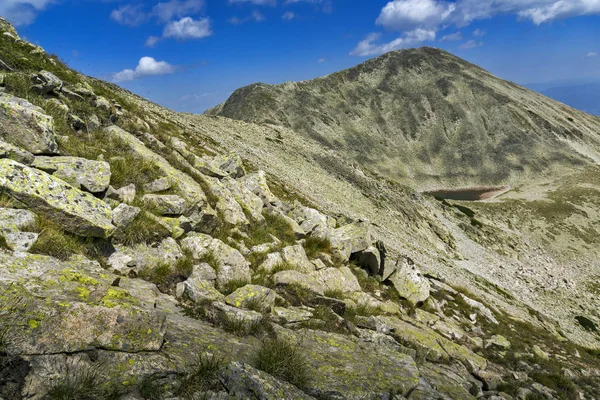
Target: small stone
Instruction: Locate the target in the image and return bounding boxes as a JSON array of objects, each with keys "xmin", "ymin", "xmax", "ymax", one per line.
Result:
[
  {"xmin": 112, "ymin": 203, "xmax": 140, "ymax": 228},
  {"xmin": 143, "ymin": 194, "xmax": 187, "ymax": 216},
  {"xmin": 2, "ymin": 231, "xmax": 38, "ymax": 252}
]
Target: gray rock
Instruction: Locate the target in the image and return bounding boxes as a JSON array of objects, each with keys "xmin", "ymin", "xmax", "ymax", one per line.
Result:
[
  {"xmin": 485, "ymin": 335, "xmax": 511, "ymax": 350},
  {"xmin": 0, "ymin": 208, "xmax": 36, "ymax": 231},
  {"xmin": 192, "ymin": 263, "xmax": 218, "ymax": 281},
  {"xmin": 143, "ymin": 177, "xmax": 171, "ymax": 193},
  {"xmin": 32, "ymin": 156, "xmax": 111, "ymax": 193},
  {"xmin": 311, "ymin": 266, "xmax": 361, "ymax": 293},
  {"xmin": 107, "ymin": 251, "xmax": 138, "ymax": 277},
  {"xmin": 281, "ymin": 244, "xmax": 315, "ymax": 273},
  {"xmin": 0, "ymin": 93, "xmax": 58, "ymax": 155},
  {"xmin": 0, "ymin": 139, "xmax": 34, "ymax": 165},
  {"xmin": 31, "ymin": 70, "xmax": 62, "ymax": 95},
  {"xmin": 225, "ymin": 285, "xmax": 285, "ymax": 312},
  {"xmin": 106, "ymin": 184, "xmax": 136, "ymax": 204},
  {"xmin": 0, "ymin": 159, "xmax": 115, "ymax": 238},
  {"xmin": 213, "ymin": 302, "xmax": 263, "ymax": 324},
  {"xmin": 213, "ymin": 153, "xmax": 245, "ymax": 178},
  {"xmin": 181, "ymin": 233, "xmax": 251, "ymax": 290},
  {"xmin": 258, "ymin": 252, "xmax": 284, "ymax": 273},
  {"xmin": 386, "ymin": 258, "xmax": 430, "ymax": 306},
  {"xmin": 291, "ymin": 205, "xmax": 329, "ymax": 233},
  {"xmin": 272, "ymin": 270, "xmax": 325, "ymax": 295},
  {"xmin": 45, "ymin": 98, "xmax": 69, "ymax": 113},
  {"xmin": 93, "ymin": 95, "xmax": 112, "ymax": 111},
  {"xmin": 222, "ymin": 177, "xmax": 265, "ymax": 223},
  {"xmin": 326, "ymin": 220, "xmax": 372, "ymax": 261},
  {"xmin": 142, "ymin": 194, "xmax": 187, "ymax": 216},
  {"xmin": 474, "ymin": 370, "xmax": 502, "ymax": 391},
  {"xmin": 178, "ymin": 277, "xmax": 224, "ymax": 303},
  {"xmin": 272, "ymin": 306, "xmax": 314, "ymax": 324},
  {"xmin": 188, "ymin": 205, "xmax": 220, "ymax": 234},
  {"xmin": 2, "ymin": 231, "xmax": 38, "ymax": 252},
  {"xmin": 220, "ymin": 362, "xmax": 316, "ymax": 400},
  {"xmin": 60, "ymin": 87, "xmax": 85, "ymax": 102},
  {"xmin": 240, "ymin": 170, "xmax": 278, "ymax": 207},
  {"xmin": 88, "ymin": 114, "xmax": 101, "ymax": 131},
  {"xmin": 112, "ymin": 203, "xmax": 141, "ymax": 228}
]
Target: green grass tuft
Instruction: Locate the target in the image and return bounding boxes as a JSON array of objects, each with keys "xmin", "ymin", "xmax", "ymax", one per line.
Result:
[
  {"xmin": 255, "ymin": 337, "xmax": 311, "ymax": 389},
  {"xmin": 302, "ymin": 235, "xmax": 332, "ymax": 259},
  {"xmin": 176, "ymin": 352, "xmax": 224, "ymax": 399},
  {"xmin": 45, "ymin": 363, "xmax": 122, "ymax": 400}
]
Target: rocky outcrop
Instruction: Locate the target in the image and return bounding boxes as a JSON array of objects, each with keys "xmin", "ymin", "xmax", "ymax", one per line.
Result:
[
  {"xmin": 0, "ymin": 93, "xmax": 58, "ymax": 155},
  {"xmin": 31, "ymin": 156, "xmax": 111, "ymax": 193},
  {"xmin": 0, "ymin": 159, "xmax": 115, "ymax": 238}
]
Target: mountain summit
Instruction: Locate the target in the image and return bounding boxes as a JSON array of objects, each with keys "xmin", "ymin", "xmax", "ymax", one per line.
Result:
[{"xmin": 208, "ymin": 47, "xmax": 600, "ymax": 189}]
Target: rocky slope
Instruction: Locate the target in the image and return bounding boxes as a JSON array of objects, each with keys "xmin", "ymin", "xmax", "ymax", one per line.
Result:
[
  {"xmin": 207, "ymin": 47, "xmax": 600, "ymax": 190},
  {"xmin": 0, "ymin": 16, "xmax": 599, "ymax": 400}
]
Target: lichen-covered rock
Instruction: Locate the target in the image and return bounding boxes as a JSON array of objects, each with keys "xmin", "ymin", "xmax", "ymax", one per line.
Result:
[
  {"xmin": 220, "ymin": 362, "xmax": 315, "ymax": 400},
  {"xmin": 143, "ymin": 177, "xmax": 171, "ymax": 193},
  {"xmin": 484, "ymin": 334, "xmax": 511, "ymax": 349},
  {"xmin": 2, "ymin": 231, "xmax": 38, "ymax": 252},
  {"xmin": 282, "ymin": 328, "xmax": 420, "ymax": 398},
  {"xmin": 225, "ymin": 284, "xmax": 285, "ymax": 312},
  {"xmin": 67, "ymin": 113, "xmax": 86, "ymax": 131},
  {"xmin": 258, "ymin": 252, "xmax": 284, "ymax": 273},
  {"xmin": 31, "ymin": 156, "xmax": 111, "ymax": 193},
  {"xmin": 213, "ymin": 302, "xmax": 263, "ymax": 324},
  {"xmin": 272, "ymin": 270, "xmax": 325, "ymax": 295},
  {"xmin": 106, "ymin": 183, "xmax": 136, "ymax": 204},
  {"xmin": 104, "ymin": 126, "xmax": 206, "ymax": 206},
  {"xmin": 142, "ymin": 194, "xmax": 187, "ymax": 215},
  {"xmin": 325, "ymin": 220, "xmax": 372, "ymax": 261},
  {"xmin": 178, "ymin": 276, "xmax": 224, "ymax": 303},
  {"xmin": 213, "ymin": 153, "xmax": 245, "ymax": 178},
  {"xmin": 181, "ymin": 233, "xmax": 251, "ymax": 290},
  {"xmin": 0, "ymin": 207, "xmax": 36, "ymax": 232},
  {"xmin": 0, "ymin": 139, "xmax": 34, "ymax": 165},
  {"xmin": 202, "ymin": 175, "xmax": 249, "ymax": 227},
  {"xmin": 31, "ymin": 70, "xmax": 62, "ymax": 95},
  {"xmin": 311, "ymin": 266, "xmax": 361, "ymax": 293},
  {"xmin": 290, "ymin": 204, "xmax": 329, "ymax": 233},
  {"xmin": 93, "ymin": 95, "xmax": 111, "ymax": 111},
  {"xmin": 187, "ymin": 205, "xmax": 220, "ymax": 234},
  {"xmin": 222, "ymin": 177, "xmax": 265, "ymax": 223},
  {"xmin": 0, "ymin": 159, "xmax": 115, "ymax": 238},
  {"xmin": 112, "ymin": 203, "xmax": 140, "ymax": 228},
  {"xmin": 281, "ymin": 244, "xmax": 315, "ymax": 273},
  {"xmin": 115, "ymin": 237, "xmax": 183, "ymax": 273},
  {"xmin": 386, "ymin": 258, "xmax": 430, "ymax": 306},
  {"xmin": 0, "ymin": 93, "xmax": 58, "ymax": 155},
  {"xmin": 272, "ymin": 306, "xmax": 314, "ymax": 323},
  {"xmin": 241, "ymin": 170, "xmax": 278, "ymax": 207}
]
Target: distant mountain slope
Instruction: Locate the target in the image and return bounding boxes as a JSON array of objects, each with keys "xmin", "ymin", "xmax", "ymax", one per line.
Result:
[
  {"xmin": 207, "ymin": 47, "xmax": 600, "ymax": 190},
  {"xmin": 541, "ymin": 83, "xmax": 600, "ymax": 116}
]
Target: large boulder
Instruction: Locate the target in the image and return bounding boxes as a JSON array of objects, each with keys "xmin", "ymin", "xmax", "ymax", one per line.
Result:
[
  {"xmin": 272, "ymin": 270, "xmax": 325, "ymax": 296},
  {"xmin": 225, "ymin": 284, "xmax": 285, "ymax": 312},
  {"xmin": 0, "ymin": 93, "xmax": 58, "ymax": 155},
  {"xmin": 31, "ymin": 156, "xmax": 111, "ymax": 193},
  {"xmin": 311, "ymin": 266, "xmax": 361, "ymax": 294},
  {"xmin": 31, "ymin": 70, "xmax": 63, "ymax": 95},
  {"xmin": 181, "ymin": 233, "xmax": 251, "ymax": 290},
  {"xmin": 326, "ymin": 221, "xmax": 372, "ymax": 261},
  {"xmin": 213, "ymin": 153, "xmax": 245, "ymax": 178},
  {"xmin": 281, "ymin": 244, "xmax": 315, "ymax": 273},
  {"xmin": 0, "ymin": 159, "xmax": 115, "ymax": 238},
  {"xmin": 385, "ymin": 258, "xmax": 430, "ymax": 306},
  {"xmin": 222, "ymin": 177, "xmax": 265, "ymax": 223},
  {"xmin": 202, "ymin": 175, "xmax": 249, "ymax": 227},
  {"xmin": 240, "ymin": 170, "xmax": 278, "ymax": 207}
]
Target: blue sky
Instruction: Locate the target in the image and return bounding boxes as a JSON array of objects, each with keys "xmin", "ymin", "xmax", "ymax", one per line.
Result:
[{"xmin": 3, "ymin": 0, "xmax": 600, "ymax": 113}]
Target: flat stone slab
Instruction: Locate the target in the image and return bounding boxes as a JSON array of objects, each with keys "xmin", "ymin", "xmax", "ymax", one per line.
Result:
[
  {"xmin": 0, "ymin": 159, "xmax": 115, "ymax": 238},
  {"xmin": 32, "ymin": 156, "xmax": 111, "ymax": 193}
]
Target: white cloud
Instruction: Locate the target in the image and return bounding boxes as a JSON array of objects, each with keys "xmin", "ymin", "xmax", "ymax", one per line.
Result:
[
  {"xmin": 350, "ymin": 29, "xmax": 436, "ymax": 57},
  {"xmin": 152, "ymin": 0, "xmax": 205, "ymax": 22},
  {"xmin": 376, "ymin": 0, "xmax": 600, "ymax": 33},
  {"xmin": 459, "ymin": 39, "xmax": 483, "ymax": 49},
  {"xmin": 585, "ymin": 51, "xmax": 598, "ymax": 57},
  {"xmin": 282, "ymin": 11, "xmax": 295, "ymax": 20},
  {"xmin": 113, "ymin": 57, "xmax": 176, "ymax": 82},
  {"xmin": 163, "ymin": 17, "xmax": 212, "ymax": 39},
  {"xmin": 110, "ymin": 4, "xmax": 147, "ymax": 26},
  {"xmin": 228, "ymin": 11, "xmax": 265, "ymax": 24},
  {"xmin": 145, "ymin": 36, "xmax": 160, "ymax": 47},
  {"xmin": 0, "ymin": 0, "xmax": 55, "ymax": 26},
  {"xmin": 473, "ymin": 28, "xmax": 486, "ymax": 37},
  {"xmin": 440, "ymin": 31, "xmax": 462, "ymax": 41},
  {"xmin": 318, "ymin": 57, "xmax": 326, "ymax": 63}
]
